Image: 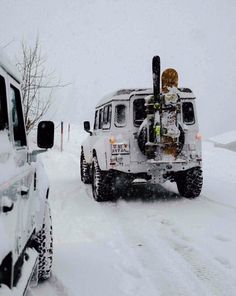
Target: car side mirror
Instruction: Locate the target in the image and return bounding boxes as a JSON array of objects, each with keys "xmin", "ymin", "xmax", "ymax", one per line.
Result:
[
  {"xmin": 37, "ymin": 121, "xmax": 54, "ymax": 149},
  {"xmin": 84, "ymin": 121, "xmax": 92, "ymax": 135}
]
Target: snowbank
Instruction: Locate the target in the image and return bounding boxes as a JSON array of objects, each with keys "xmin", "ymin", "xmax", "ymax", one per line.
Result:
[{"xmin": 209, "ymin": 130, "xmax": 236, "ymax": 152}]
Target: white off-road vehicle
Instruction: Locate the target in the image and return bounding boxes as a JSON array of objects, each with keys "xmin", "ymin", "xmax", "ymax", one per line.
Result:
[
  {"xmin": 81, "ymin": 56, "xmax": 203, "ymax": 201},
  {"xmin": 0, "ymin": 54, "xmax": 54, "ymax": 295}
]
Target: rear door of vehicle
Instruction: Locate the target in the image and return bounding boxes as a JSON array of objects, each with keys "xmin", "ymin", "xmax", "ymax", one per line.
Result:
[{"xmin": 130, "ymin": 95, "xmax": 147, "ymax": 163}]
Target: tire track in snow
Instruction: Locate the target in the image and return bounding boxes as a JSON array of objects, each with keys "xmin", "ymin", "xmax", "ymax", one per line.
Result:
[
  {"xmin": 28, "ymin": 273, "xmax": 72, "ymax": 296},
  {"xmin": 158, "ymin": 214, "xmax": 236, "ymax": 296},
  {"xmin": 167, "ymin": 236, "xmax": 236, "ymax": 296},
  {"xmin": 202, "ymin": 195, "xmax": 236, "ymax": 211},
  {"xmin": 97, "ymin": 201, "xmax": 201, "ymax": 296},
  {"xmin": 48, "ymin": 273, "xmax": 73, "ymax": 296},
  {"xmin": 100, "ymin": 198, "xmax": 236, "ymax": 296},
  {"xmin": 82, "ymin": 186, "xmax": 160, "ymax": 296},
  {"xmin": 81, "ymin": 169, "xmax": 236, "ymax": 295}
]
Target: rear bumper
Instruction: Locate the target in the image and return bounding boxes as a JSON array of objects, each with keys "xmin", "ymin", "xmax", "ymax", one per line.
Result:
[
  {"xmin": 109, "ymin": 158, "xmax": 201, "ymax": 174},
  {"xmin": 106, "ymin": 158, "xmax": 202, "ymax": 184},
  {"xmin": 148, "ymin": 162, "xmax": 202, "ymax": 184}
]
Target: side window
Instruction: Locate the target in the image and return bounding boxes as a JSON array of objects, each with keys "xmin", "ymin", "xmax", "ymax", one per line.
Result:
[
  {"xmin": 98, "ymin": 109, "xmax": 103, "ymax": 129},
  {"xmin": 115, "ymin": 104, "xmax": 126, "ymax": 127},
  {"xmin": 102, "ymin": 104, "xmax": 112, "ymax": 130},
  {"xmin": 10, "ymin": 85, "xmax": 27, "ymax": 147},
  {"xmin": 133, "ymin": 99, "xmax": 146, "ymax": 126},
  {"xmin": 182, "ymin": 102, "xmax": 195, "ymax": 125},
  {"xmin": 0, "ymin": 75, "xmax": 8, "ymax": 130},
  {"xmin": 94, "ymin": 110, "xmax": 98, "ymax": 130}
]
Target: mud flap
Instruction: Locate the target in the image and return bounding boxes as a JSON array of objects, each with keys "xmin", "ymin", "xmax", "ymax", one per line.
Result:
[
  {"xmin": 16, "ymin": 248, "xmax": 38, "ymax": 296},
  {"xmin": 0, "ymin": 248, "xmax": 38, "ymax": 296}
]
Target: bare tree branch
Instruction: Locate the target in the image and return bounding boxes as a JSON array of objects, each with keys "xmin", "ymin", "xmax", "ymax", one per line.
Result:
[
  {"xmin": 16, "ymin": 38, "xmax": 69, "ymax": 133},
  {"xmin": 1, "ymin": 39, "xmax": 15, "ymax": 49}
]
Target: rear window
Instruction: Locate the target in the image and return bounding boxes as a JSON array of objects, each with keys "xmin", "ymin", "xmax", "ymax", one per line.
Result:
[
  {"xmin": 133, "ymin": 98, "xmax": 146, "ymax": 126},
  {"xmin": 98, "ymin": 109, "xmax": 103, "ymax": 129},
  {"xmin": 115, "ymin": 104, "xmax": 126, "ymax": 127},
  {"xmin": 103, "ymin": 104, "xmax": 112, "ymax": 129},
  {"xmin": 182, "ymin": 102, "xmax": 195, "ymax": 125}
]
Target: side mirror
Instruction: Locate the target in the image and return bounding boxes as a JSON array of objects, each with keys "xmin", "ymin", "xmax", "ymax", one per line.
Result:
[
  {"xmin": 84, "ymin": 121, "xmax": 92, "ymax": 135},
  {"xmin": 37, "ymin": 121, "xmax": 54, "ymax": 149}
]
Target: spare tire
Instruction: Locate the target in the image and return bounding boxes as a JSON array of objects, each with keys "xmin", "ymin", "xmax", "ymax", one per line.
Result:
[
  {"xmin": 137, "ymin": 119, "xmax": 185, "ymax": 156},
  {"xmin": 137, "ymin": 124, "xmax": 148, "ymax": 154}
]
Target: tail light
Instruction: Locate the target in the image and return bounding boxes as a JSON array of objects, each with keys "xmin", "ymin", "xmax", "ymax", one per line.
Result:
[{"xmin": 196, "ymin": 132, "xmax": 202, "ymax": 141}]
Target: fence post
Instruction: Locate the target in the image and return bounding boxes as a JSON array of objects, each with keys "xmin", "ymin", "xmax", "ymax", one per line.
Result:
[
  {"xmin": 61, "ymin": 121, "xmax": 63, "ymax": 152},
  {"xmin": 68, "ymin": 123, "xmax": 70, "ymax": 142}
]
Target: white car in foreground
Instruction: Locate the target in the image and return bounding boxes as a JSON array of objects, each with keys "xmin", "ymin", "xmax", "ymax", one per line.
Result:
[{"xmin": 0, "ymin": 53, "xmax": 54, "ymax": 295}]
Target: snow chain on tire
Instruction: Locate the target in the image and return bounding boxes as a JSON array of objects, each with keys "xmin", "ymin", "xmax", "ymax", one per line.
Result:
[
  {"xmin": 175, "ymin": 167, "xmax": 203, "ymax": 198},
  {"xmin": 80, "ymin": 151, "xmax": 91, "ymax": 184},
  {"xmin": 92, "ymin": 156, "xmax": 113, "ymax": 202},
  {"xmin": 34, "ymin": 202, "xmax": 53, "ymax": 281}
]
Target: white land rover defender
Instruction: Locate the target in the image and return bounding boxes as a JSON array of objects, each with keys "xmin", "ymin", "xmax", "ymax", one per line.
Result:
[
  {"xmin": 0, "ymin": 54, "xmax": 54, "ymax": 295},
  {"xmin": 81, "ymin": 56, "xmax": 203, "ymax": 201}
]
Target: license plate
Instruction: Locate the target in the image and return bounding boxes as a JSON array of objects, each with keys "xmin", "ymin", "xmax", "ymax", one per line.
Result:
[{"xmin": 111, "ymin": 143, "xmax": 129, "ymax": 155}]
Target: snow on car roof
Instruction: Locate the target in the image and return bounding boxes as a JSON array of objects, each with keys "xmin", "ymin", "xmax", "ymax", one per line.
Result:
[
  {"xmin": 95, "ymin": 88, "xmax": 152, "ymax": 108},
  {"xmin": 95, "ymin": 87, "xmax": 195, "ymax": 108},
  {"xmin": 0, "ymin": 49, "xmax": 21, "ymax": 83}
]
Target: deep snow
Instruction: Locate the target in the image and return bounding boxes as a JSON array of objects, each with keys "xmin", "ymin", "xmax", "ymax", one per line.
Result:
[{"xmin": 27, "ymin": 125, "xmax": 236, "ymax": 296}]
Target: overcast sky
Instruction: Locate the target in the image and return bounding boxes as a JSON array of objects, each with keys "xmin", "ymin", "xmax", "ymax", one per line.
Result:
[{"xmin": 0, "ymin": 0, "xmax": 235, "ymax": 137}]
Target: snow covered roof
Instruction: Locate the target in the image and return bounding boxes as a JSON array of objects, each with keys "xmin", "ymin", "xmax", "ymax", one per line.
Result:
[
  {"xmin": 0, "ymin": 49, "xmax": 21, "ymax": 83},
  {"xmin": 209, "ymin": 131, "xmax": 236, "ymax": 152},
  {"xmin": 210, "ymin": 131, "xmax": 236, "ymax": 145},
  {"xmin": 95, "ymin": 88, "xmax": 195, "ymax": 108},
  {"xmin": 95, "ymin": 88, "xmax": 152, "ymax": 108}
]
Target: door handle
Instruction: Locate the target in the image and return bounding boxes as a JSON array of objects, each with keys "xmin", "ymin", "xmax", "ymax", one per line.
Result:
[
  {"xmin": 1, "ymin": 196, "xmax": 14, "ymax": 213},
  {"xmin": 20, "ymin": 186, "xmax": 29, "ymax": 197}
]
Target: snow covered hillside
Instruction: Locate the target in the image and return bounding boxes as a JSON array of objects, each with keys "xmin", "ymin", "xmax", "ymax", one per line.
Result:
[{"xmin": 27, "ymin": 125, "xmax": 236, "ymax": 296}]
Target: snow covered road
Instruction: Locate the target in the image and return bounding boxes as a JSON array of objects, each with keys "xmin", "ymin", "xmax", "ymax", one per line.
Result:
[{"xmin": 29, "ymin": 128, "xmax": 236, "ymax": 296}]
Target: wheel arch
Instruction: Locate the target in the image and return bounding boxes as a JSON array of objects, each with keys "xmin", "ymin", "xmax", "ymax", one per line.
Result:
[{"xmin": 92, "ymin": 148, "xmax": 107, "ymax": 171}]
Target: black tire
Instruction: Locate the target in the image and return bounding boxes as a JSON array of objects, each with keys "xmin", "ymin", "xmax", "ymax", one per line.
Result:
[
  {"xmin": 91, "ymin": 156, "xmax": 114, "ymax": 202},
  {"xmin": 34, "ymin": 202, "xmax": 53, "ymax": 281},
  {"xmin": 138, "ymin": 125, "xmax": 147, "ymax": 154},
  {"xmin": 138, "ymin": 123, "xmax": 185, "ymax": 156},
  {"xmin": 175, "ymin": 167, "xmax": 203, "ymax": 199},
  {"xmin": 80, "ymin": 151, "xmax": 91, "ymax": 184}
]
